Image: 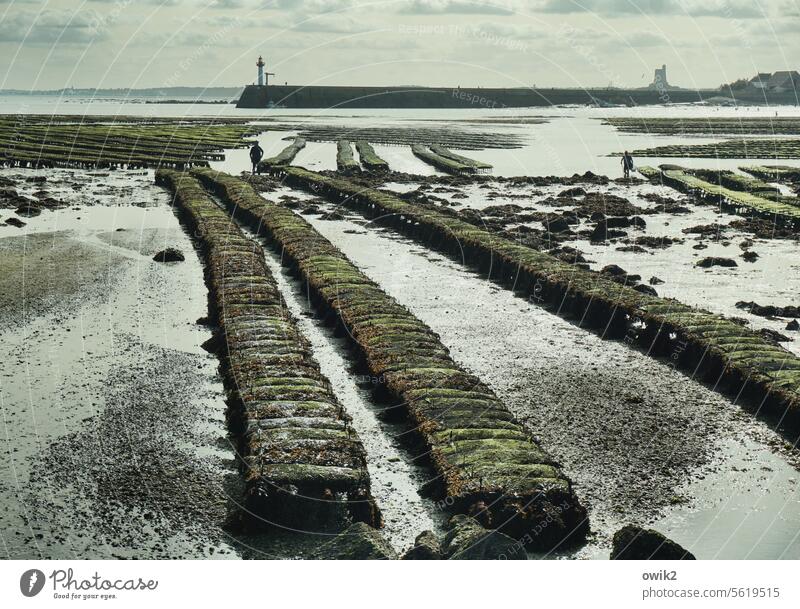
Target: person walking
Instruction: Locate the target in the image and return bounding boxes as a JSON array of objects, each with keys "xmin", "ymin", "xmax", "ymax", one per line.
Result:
[
  {"xmin": 249, "ymin": 141, "xmax": 264, "ymax": 174},
  {"xmin": 621, "ymin": 150, "xmax": 634, "ymax": 179}
]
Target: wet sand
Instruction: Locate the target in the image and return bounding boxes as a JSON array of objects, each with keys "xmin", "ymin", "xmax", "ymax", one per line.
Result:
[
  {"xmin": 0, "ymin": 170, "xmax": 240, "ymax": 559},
  {"xmin": 277, "ymin": 188, "xmax": 800, "ymax": 559}
]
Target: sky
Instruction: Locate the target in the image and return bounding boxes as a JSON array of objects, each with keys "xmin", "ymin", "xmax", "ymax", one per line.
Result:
[{"xmin": 1, "ymin": 0, "xmax": 799, "ymax": 91}]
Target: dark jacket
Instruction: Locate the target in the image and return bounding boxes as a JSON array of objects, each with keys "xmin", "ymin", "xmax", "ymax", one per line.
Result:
[{"xmin": 249, "ymin": 144, "xmax": 264, "ymax": 163}]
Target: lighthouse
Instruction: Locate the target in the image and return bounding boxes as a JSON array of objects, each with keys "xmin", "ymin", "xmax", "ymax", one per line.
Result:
[{"xmin": 256, "ymin": 55, "xmax": 265, "ymax": 86}]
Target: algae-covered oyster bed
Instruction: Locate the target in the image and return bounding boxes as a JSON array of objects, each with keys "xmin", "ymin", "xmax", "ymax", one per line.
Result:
[
  {"xmin": 192, "ymin": 168, "xmax": 590, "ymax": 551},
  {"xmin": 604, "ymin": 117, "xmax": 800, "ymax": 136},
  {"xmin": 6, "ymin": 107, "xmax": 800, "ymax": 561},
  {"xmin": 266, "ymin": 166, "xmax": 800, "ymax": 430},
  {"xmin": 0, "ymin": 115, "xmax": 258, "ymax": 169},
  {"xmin": 155, "ymin": 170, "xmax": 380, "ymax": 532}
]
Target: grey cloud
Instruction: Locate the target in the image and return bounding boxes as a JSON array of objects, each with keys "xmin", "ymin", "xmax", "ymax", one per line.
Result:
[
  {"xmin": 398, "ymin": 0, "xmax": 515, "ymax": 15},
  {"xmin": 539, "ymin": 0, "xmax": 765, "ymax": 19},
  {"xmin": 0, "ymin": 10, "xmax": 107, "ymax": 44}
]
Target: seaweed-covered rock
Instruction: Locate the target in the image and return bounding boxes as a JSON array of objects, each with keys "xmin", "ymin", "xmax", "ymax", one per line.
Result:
[
  {"xmin": 649, "ymin": 276, "xmax": 665, "ymax": 285},
  {"xmin": 787, "ymin": 319, "xmax": 799, "ymax": 331},
  {"xmin": 316, "ymin": 522, "xmax": 397, "ymax": 560},
  {"xmin": 611, "ymin": 525, "xmax": 695, "ymax": 560},
  {"xmin": 558, "ymin": 186, "xmax": 586, "ymax": 198},
  {"xmin": 696, "ymin": 257, "xmax": 737, "ymax": 268},
  {"xmin": 542, "ymin": 215, "xmax": 572, "ymax": 234},
  {"xmin": 5, "ymin": 217, "xmax": 26, "ymax": 228},
  {"xmin": 401, "ymin": 530, "xmax": 442, "ymax": 560},
  {"xmin": 741, "ymin": 250, "xmax": 759, "ymax": 262},
  {"xmin": 443, "ymin": 515, "xmax": 526, "ymax": 560},
  {"xmin": 735, "ymin": 302, "xmax": 800, "ymax": 318},
  {"xmin": 15, "ymin": 203, "xmax": 42, "ymax": 217},
  {"xmin": 758, "ymin": 328, "xmax": 792, "ymax": 344},
  {"xmin": 152, "ymin": 247, "xmax": 185, "ymax": 262},
  {"xmin": 633, "ymin": 284, "xmax": 658, "ymax": 297}
]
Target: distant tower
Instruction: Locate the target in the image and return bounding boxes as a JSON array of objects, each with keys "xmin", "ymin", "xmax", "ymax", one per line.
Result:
[
  {"xmin": 653, "ymin": 64, "xmax": 669, "ymax": 88},
  {"xmin": 257, "ymin": 56, "xmax": 265, "ymax": 86}
]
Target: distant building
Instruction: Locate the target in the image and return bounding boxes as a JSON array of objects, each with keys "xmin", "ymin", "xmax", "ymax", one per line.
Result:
[
  {"xmin": 647, "ymin": 64, "xmax": 680, "ymax": 90},
  {"xmin": 652, "ymin": 64, "xmax": 668, "ymax": 88},
  {"xmin": 747, "ymin": 70, "xmax": 800, "ymax": 92}
]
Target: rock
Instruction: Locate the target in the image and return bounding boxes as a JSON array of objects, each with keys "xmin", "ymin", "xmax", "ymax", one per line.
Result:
[
  {"xmin": 611, "ymin": 525, "xmax": 695, "ymax": 560},
  {"xmin": 741, "ymin": 250, "xmax": 759, "ymax": 262},
  {"xmin": 649, "ymin": 276, "xmax": 665, "ymax": 285},
  {"xmin": 787, "ymin": 320, "xmax": 799, "ymax": 331},
  {"xmin": 633, "ymin": 284, "xmax": 658, "ymax": 297},
  {"xmin": 541, "ymin": 215, "xmax": 572, "ymax": 234},
  {"xmin": 696, "ymin": 257, "xmax": 737, "ymax": 268},
  {"xmin": 558, "ymin": 186, "xmax": 586, "ymax": 198},
  {"xmin": 735, "ymin": 301, "xmax": 800, "ymax": 318},
  {"xmin": 590, "ymin": 220, "xmax": 628, "ymax": 242},
  {"xmin": 0, "ymin": 186, "xmax": 19, "ymax": 200},
  {"xmin": 600, "ymin": 264, "xmax": 628, "ymax": 277},
  {"xmin": 443, "ymin": 515, "xmax": 526, "ymax": 560},
  {"xmin": 758, "ymin": 328, "xmax": 792, "ymax": 344},
  {"xmin": 401, "ymin": 530, "xmax": 442, "ymax": 560},
  {"xmin": 15, "ymin": 203, "xmax": 42, "ymax": 217},
  {"xmin": 316, "ymin": 522, "xmax": 397, "ymax": 560},
  {"xmin": 153, "ymin": 247, "xmax": 185, "ymax": 262},
  {"xmin": 5, "ymin": 217, "xmax": 26, "ymax": 228}
]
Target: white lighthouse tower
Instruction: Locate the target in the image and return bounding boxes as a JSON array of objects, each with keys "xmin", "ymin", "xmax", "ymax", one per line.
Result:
[{"xmin": 256, "ymin": 55, "xmax": 265, "ymax": 86}]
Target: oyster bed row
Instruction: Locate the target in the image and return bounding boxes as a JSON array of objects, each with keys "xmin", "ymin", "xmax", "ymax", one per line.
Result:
[
  {"xmin": 193, "ymin": 168, "xmax": 589, "ymax": 550},
  {"xmin": 155, "ymin": 169, "xmax": 380, "ymax": 532},
  {"xmin": 267, "ymin": 166, "xmax": 800, "ymax": 432}
]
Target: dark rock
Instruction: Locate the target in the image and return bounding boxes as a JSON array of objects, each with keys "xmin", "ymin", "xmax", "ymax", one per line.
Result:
[
  {"xmin": 5, "ymin": 217, "xmax": 26, "ymax": 228},
  {"xmin": 25, "ymin": 175, "xmax": 47, "ymax": 183},
  {"xmin": 443, "ymin": 515, "xmax": 526, "ymax": 560},
  {"xmin": 787, "ymin": 319, "xmax": 800, "ymax": 331},
  {"xmin": 696, "ymin": 257, "xmax": 737, "ymax": 268},
  {"xmin": 630, "ymin": 216, "xmax": 647, "ymax": 228},
  {"xmin": 741, "ymin": 250, "xmax": 759, "ymax": 262},
  {"xmin": 611, "ymin": 525, "xmax": 695, "ymax": 560},
  {"xmin": 649, "ymin": 276, "xmax": 665, "ymax": 285},
  {"xmin": 758, "ymin": 328, "xmax": 793, "ymax": 344},
  {"xmin": 600, "ymin": 264, "xmax": 628, "ymax": 277},
  {"xmin": 692, "ymin": 243, "xmax": 708, "ymax": 250},
  {"xmin": 590, "ymin": 211, "xmax": 606, "ymax": 221},
  {"xmin": 401, "ymin": 530, "xmax": 442, "ymax": 560},
  {"xmin": 153, "ymin": 247, "xmax": 185, "ymax": 263},
  {"xmin": 558, "ymin": 186, "xmax": 586, "ymax": 198},
  {"xmin": 299, "ymin": 204, "xmax": 321, "ymax": 215},
  {"xmin": 15, "ymin": 203, "xmax": 42, "ymax": 217},
  {"xmin": 735, "ymin": 301, "xmax": 800, "ymax": 318},
  {"xmin": 633, "ymin": 284, "xmax": 658, "ymax": 297},
  {"xmin": 316, "ymin": 522, "xmax": 397, "ymax": 560},
  {"xmin": 542, "ymin": 215, "xmax": 572, "ymax": 234},
  {"xmin": 605, "ymin": 216, "xmax": 631, "ymax": 228},
  {"xmin": 633, "ymin": 235, "xmax": 679, "ymax": 249},
  {"xmin": 616, "ymin": 245, "xmax": 648, "ymax": 253}
]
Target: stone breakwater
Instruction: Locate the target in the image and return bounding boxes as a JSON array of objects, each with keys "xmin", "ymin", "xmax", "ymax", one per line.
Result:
[
  {"xmin": 155, "ymin": 169, "xmax": 380, "ymax": 531},
  {"xmin": 193, "ymin": 168, "xmax": 589, "ymax": 551},
  {"xmin": 267, "ymin": 166, "xmax": 800, "ymax": 433}
]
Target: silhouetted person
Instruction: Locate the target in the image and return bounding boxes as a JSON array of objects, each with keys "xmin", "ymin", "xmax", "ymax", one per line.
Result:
[
  {"xmin": 249, "ymin": 141, "xmax": 264, "ymax": 174},
  {"xmin": 621, "ymin": 151, "xmax": 634, "ymax": 179}
]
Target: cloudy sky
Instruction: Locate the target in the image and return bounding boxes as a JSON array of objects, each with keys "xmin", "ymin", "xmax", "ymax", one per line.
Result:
[{"xmin": 1, "ymin": 0, "xmax": 798, "ymax": 91}]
